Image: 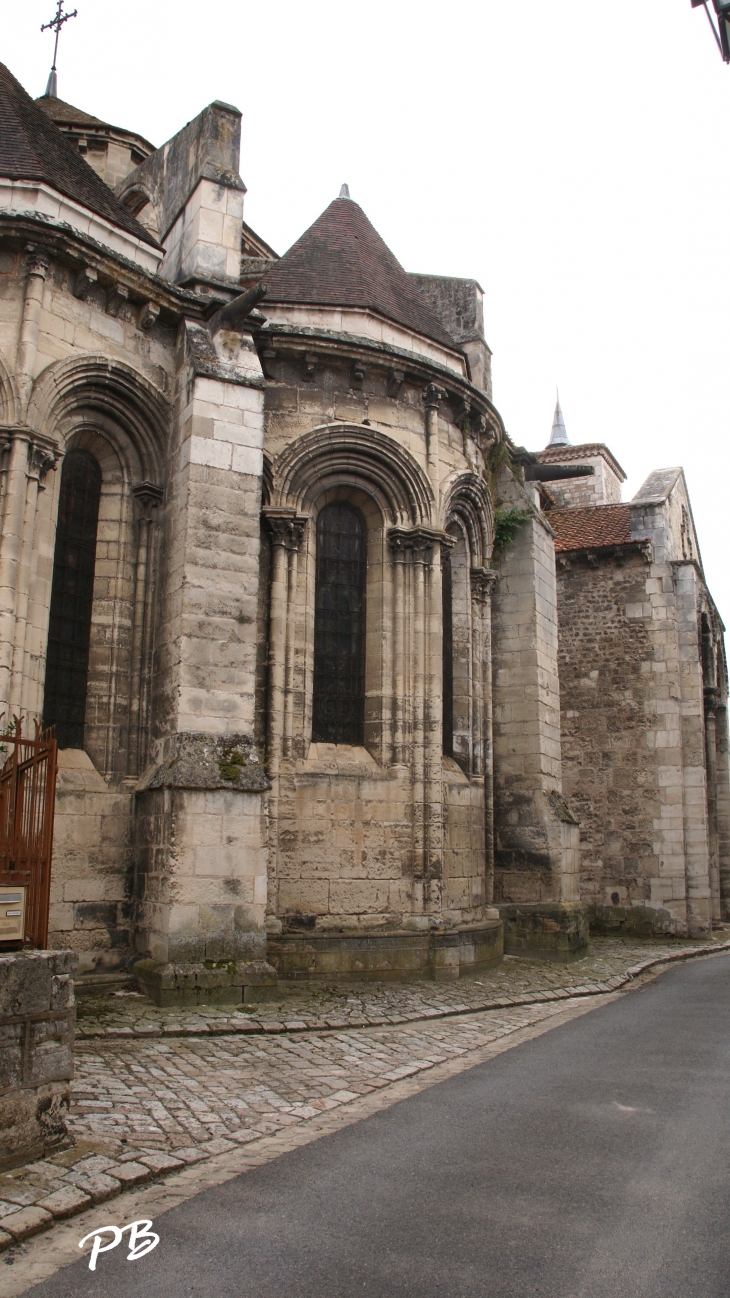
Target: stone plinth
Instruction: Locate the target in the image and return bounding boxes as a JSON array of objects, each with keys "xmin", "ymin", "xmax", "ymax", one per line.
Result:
[
  {"xmin": 0, "ymin": 949, "xmax": 77, "ymax": 1171},
  {"xmin": 133, "ymin": 957, "xmax": 278, "ymax": 1007},
  {"xmin": 498, "ymin": 902, "xmax": 588, "ymax": 963},
  {"xmin": 267, "ymin": 919, "xmax": 503, "ymax": 982}
]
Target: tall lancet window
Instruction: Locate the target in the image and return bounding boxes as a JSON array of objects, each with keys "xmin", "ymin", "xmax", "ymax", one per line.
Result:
[
  {"xmin": 43, "ymin": 449, "xmax": 101, "ymax": 749},
  {"xmin": 442, "ymin": 548, "xmax": 454, "ymax": 757},
  {"xmin": 312, "ymin": 502, "xmax": 366, "ymax": 745}
]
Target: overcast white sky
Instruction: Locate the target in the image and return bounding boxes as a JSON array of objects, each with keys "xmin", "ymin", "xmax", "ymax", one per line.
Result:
[{"xmin": 4, "ymin": 2, "xmax": 730, "ymax": 618}]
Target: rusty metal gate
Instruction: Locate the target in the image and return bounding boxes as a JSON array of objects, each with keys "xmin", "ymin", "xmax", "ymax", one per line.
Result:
[{"xmin": 0, "ymin": 722, "xmax": 58, "ymax": 948}]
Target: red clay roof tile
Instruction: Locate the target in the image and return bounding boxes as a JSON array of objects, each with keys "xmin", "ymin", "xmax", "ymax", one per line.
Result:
[{"xmin": 549, "ymin": 504, "xmax": 632, "ymax": 552}]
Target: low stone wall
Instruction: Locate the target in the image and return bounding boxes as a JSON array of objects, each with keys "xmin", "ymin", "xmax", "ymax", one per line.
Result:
[
  {"xmin": 0, "ymin": 950, "xmax": 77, "ymax": 1171},
  {"xmin": 268, "ymin": 920, "xmax": 504, "ymax": 982}
]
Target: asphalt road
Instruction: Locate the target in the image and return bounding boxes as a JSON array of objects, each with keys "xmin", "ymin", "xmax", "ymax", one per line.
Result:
[{"xmin": 27, "ymin": 953, "xmax": 730, "ymax": 1298}]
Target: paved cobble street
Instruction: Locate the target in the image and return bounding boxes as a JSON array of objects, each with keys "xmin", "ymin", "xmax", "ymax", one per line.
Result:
[
  {"xmin": 0, "ymin": 936, "xmax": 727, "ymax": 1257},
  {"xmin": 74, "ymin": 936, "xmax": 716, "ymax": 1038}
]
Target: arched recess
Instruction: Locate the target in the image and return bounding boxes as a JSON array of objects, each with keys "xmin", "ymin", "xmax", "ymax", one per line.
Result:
[
  {"xmin": 441, "ymin": 474, "xmax": 494, "ymax": 776},
  {"xmin": 441, "ymin": 471, "xmax": 494, "ymax": 567},
  {"xmin": 0, "ymin": 347, "xmax": 19, "ymax": 425},
  {"xmin": 117, "ymin": 181, "xmax": 161, "ymax": 240},
  {"xmin": 29, "ymin": 356, "xmax": 168, "ymax": 779},
  {"xmin": 272, "ymin": 423, "xmax": 435, "ymax": 528}
]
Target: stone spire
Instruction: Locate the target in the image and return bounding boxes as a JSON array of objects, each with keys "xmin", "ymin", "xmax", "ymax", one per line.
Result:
[{"xmin": 548, "ymin": 392, "xmax": 570, "ymax": 447}]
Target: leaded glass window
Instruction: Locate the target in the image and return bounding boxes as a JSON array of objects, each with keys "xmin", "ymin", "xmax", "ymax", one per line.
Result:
[
  {"xmin": 43, "ymin": 449, "xmax": 101, "ymax": 749},
  {"xmin": 312, "ymin": 503, "xmax": 366, "ymax": 745},
  {"xmin": 442, "ymin": 549, "xmax": 454, "ymax": 757}
]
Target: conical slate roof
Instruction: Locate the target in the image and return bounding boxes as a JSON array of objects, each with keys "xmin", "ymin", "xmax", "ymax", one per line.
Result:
[
  {"xmin": 548, "ymin": 394, "xmax": 570, "ymax": 447},
  {"xmin": 0, "ymin": 64, "xmax": 160, "ymax": 248},
  {"xmin": 36, "ymin": 94, "xmax": 155, "ymax": 154},
  {"xmin": 262, "ymin": 194, "xmax": 457, "ymax": 351},
  {"xmin": 36, "ymin": 95, "xmax": 108, "ymax": 129}
]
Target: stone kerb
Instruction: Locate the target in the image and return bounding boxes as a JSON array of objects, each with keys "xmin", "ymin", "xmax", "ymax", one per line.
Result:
[{"xmin": 0, "ymin": 950, "xmax": 77, "ymax": 1171}]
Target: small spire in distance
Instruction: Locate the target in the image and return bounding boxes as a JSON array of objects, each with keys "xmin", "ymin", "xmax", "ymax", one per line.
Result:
[
  {"xmin": 548, "ymin": 390, "xmax": 570, "ymax": 447},
  {"xmin": 338, "ymin": 183, "xmax": 351, "ymax": 200}
]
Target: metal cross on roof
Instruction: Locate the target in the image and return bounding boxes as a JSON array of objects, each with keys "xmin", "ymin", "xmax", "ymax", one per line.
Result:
[{"xmin": 41, "ymin": 0, "xmax": 78, "ymax": 98}]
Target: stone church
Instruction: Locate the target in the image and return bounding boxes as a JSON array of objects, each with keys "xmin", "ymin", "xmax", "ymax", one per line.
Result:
[{"xmin": 0, "ymin": 62, "xmax": 727, "ymax": 1002}]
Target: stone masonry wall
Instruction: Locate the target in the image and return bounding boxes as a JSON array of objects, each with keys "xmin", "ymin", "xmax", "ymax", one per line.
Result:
[
  {"xmin": 556, "ymin": 550, "xmax": 665, "ymax": 929},
  {"xmin": 556, "ymin": 545, "xmax": 713, "ymax": 936},
  {"xmin": 0, "ymin": 950, "xmax": 76, "ymax": 1171}
]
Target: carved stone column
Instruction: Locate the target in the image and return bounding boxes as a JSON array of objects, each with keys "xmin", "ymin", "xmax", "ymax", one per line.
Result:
[
  {"xmin": 262, "ymin": 507, "xmax": 307, "ymax": 932},
  {"xmin": 128, "ymin": 483, "xmax": 163, "ymax": 776},
  {"xmin": 423, "ymin": 384, "xmax": 444, "ymax": 507},
  {"xmin": 388, "ymin": 531, "xmax": 410, "ymax": 768},
  {"xmin": 16, "ymin": 247, "xmax": 50, "ymax": 418},
  {"xmin": 471, "ymin": 566, "xmax": 498, "ymax": 905},
  {"xmin": 388, "ymin": 526, "xmax": 446, "ymax": 914},
  {"xmin": 705, "ymin": 686, "xmax": 721, "ymax": 923},
  {"xmin": 9, "ymin": 437, "xmax": 60, "ymax": 716}
]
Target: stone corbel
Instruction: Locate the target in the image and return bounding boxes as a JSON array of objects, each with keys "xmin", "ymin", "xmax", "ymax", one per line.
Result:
[
  {"xmin": 260, "ymin": 347, "xmax": 277, "ymax": 379},
  {"xmin": 387, "ymin": 369, "xmax": 405, "ymax": 399},
  {"xmin": 133, "ymin": 481, "xmax": 163, "ymax": 520},
  {"xmin": 138, "ymin": 301, "xmax": 160, "ymax": 332},
  {"xmin": 262, "ymin": 506, "xmax": 308, "ymax": 551},
  {"xmin": 106, "ymin": 284, "xmax": 129, "ymax": 317},
  {"xmin": 350, "ymin": 359, "xmax": 365, "ymax": 389},
  {"xmin": 470, "ymin": 567, "xmax": 498, "ymax": 604},
  {"xmin": 303, "ymin": 353, "xmax": 317, "ymax": 382},
  {"xmin": 72, "ymin": 265, "xmax": 97, "ymax": 300}
]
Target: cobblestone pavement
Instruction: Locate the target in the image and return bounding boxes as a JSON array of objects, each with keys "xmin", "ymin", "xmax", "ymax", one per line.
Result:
[
  {"xmin": 1, "ymin": 935, "xmax": 728, "ymax": 1256},
  {"xmin": 74, "ymin": 935, "xmax": 724, "ymax": 1039}
]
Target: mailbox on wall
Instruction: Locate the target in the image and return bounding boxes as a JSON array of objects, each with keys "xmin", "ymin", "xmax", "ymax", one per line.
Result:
[{"xmin": 0, "ymin": 886, "xmax": 27, "ymax": 942}]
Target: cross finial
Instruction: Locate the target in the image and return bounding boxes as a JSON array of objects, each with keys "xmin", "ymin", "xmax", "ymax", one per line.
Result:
[{"xmin": 41, "ymin": 0, "xmax": 78, "ymax": 99}]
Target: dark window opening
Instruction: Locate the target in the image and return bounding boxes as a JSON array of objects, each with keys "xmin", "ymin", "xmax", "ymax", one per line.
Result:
[
  {"xmin": 43, "ymin": 449, "xmax": 101, "ymax": 749},
  {"xmin": 312, "ymin": 502, "xmax": 366, "ymax": 745},
  {"xmin": 442, "ymin": 550, "xmax": 454, "ymax": 757}
]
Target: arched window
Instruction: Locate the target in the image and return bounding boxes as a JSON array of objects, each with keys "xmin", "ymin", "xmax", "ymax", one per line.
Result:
[
  {"xmin": 43, "ymin": 449, "xmax": 102, "ymax": 749},
  {"xmin": 312, "ymin": 502, "xmax": 366, "ymax": 745},
  {"xmin": 442, "ymin": 548, "xmax": 454, "ymax": 757}
]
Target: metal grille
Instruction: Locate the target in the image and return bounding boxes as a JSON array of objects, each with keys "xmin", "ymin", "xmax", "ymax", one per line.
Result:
[
  {"xmin": 43, "ymin": 449, "xmax": 101, "ymax": 749},
  {"xmin": 0, "ymin": 722, "xmax": 58, "ymax": 949},
  {"xmin": 312, "ymin": 503, "xmax": 366, "ymax": 745},
  {"xmin": 442, "ymin": 551, "xmax": 454, "ymax": 756}
]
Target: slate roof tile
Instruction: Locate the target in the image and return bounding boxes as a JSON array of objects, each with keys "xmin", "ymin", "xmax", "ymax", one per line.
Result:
[
  {"xmin": 262, "ymin": 197, "xmax": 457, "ymax": 351},
  {"xmin": 0, "ymin": 64, "xmax": 160, "ymax": 248}
]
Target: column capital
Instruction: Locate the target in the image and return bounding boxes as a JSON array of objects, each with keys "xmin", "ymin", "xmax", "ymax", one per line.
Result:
[
  {"xmin": 388, "ymin": 526, "xmax": 450, "ymax": 565},
  {"xmin": 470, "ymin": 567, "xmax": 498, "ymax": 603},
  {"xmin": 133, "ymin": 481, "xmax": 164, "ymax": 520},
  {"xmin": 423, "ymin": 383, "xmax": 446, "ymax": 412},
  {"xmin": 24, "ymin": 244, "xmax": 50, "ymax": 278},
  {"xmin": 262, "ymin": 507, "xmax": 308, "ymax": 551},
  {"xmin": 28, "ymin": 438, "xmax": 61, "ymax": 488}
]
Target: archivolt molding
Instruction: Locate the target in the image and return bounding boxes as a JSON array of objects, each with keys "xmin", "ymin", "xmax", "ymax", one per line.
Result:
[
  {"xmin": 26, "ymin": 354, "xmax": 169, "ymax": 483},
  {"xmin": 271, "ymin": 423, "xmax": 435, "ymax": 527},
  {"xmin": 441, "ymin": 471, "xmax": 494, "ymax": 567},
  {"xmin": 0, "ymin": 348, "xmax": 19, "ymax": 425}
]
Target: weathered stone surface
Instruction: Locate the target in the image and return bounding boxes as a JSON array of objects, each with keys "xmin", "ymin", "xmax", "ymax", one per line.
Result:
[
  {"xmin": 1, "ymin": 1205, "xmax": 53, "ymax": 1240},
  {"xmin": 36, "ymin": 1184, "xmax": 92, "ymax": 1219},
  {"xmin": 0, "ymin": 952, "xmax": 77, "ymax": 1172}
]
